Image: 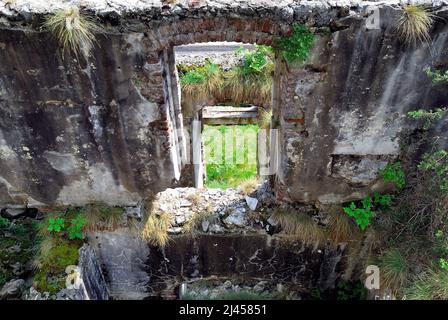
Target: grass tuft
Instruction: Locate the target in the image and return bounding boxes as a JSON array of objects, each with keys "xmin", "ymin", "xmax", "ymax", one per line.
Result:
[
  {"xmin": 406, "ymin": 266, "xmax": 448, "ymax": 300},
  {"xmin": 44, "ymin": 6, "xmax": 98, "ymax": 58},
  {"xmin": 271, "ymin": 209, "xmax": 325, "ymax": 244},
  {"xmin": 140, "ymin": 207, "xmax": 172, "ymax": 247},
  {"xmin": 380, "ymin": 248, "xmax": 409, "ymax": 294},
  {"xmin": 238, "ymin": 177, "xmax": 259, "ymax": 195},
  {"xmin": 396, "ymin": 5, "xmax": 435, "ymax": 45},
  {"xmin": 326, "ymin": 208, "xmax": 358, "ymax": 244}
]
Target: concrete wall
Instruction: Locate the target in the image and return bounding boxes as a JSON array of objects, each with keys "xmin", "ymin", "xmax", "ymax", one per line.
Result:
[{"xmin": 0, "ymin": 1, "xmax": 447, "ymax": 207}]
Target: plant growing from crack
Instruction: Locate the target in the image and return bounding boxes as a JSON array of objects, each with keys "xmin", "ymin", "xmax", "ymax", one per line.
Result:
[{"xmin": 44, "ymin": 6, "xmax": 98, "ymax": 59}]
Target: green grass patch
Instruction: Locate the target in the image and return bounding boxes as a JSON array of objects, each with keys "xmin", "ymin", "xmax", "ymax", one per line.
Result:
[
  {"xmin": 203, "ymin": 125, "xmax": 258, "ymax": 189},
  {"xmin": 0, "ymin": 218, "xmax": 38, "ymax": 287}
]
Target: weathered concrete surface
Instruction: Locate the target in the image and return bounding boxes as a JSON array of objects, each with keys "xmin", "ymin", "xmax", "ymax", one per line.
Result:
[
  {"xmin": 276, "ymin": 6, "xmax": 448, "ymax": 203},
  {"xmin": 90, "ymin": 228, "xmax": 345, "ymax": 299},
  {"xmin": 0, "ymin": 1, "xmax": 447, "ymax": 207}
]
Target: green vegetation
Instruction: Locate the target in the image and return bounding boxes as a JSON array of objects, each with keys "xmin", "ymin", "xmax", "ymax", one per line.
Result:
[
  {"xmin": 366, "ymin": 67, "xmax": 448, "ymax": 299},
  {"xmin": 335, "ymin": 281, "xmax": 368, "ymax": 300},
  {"xmin": 276, "ymin": 23, "xmax": 315, "ymax": 63},
  {"xmin": 48, "ymin": 217, "xmax": 65, "ymax": 233},
  {"xmin": 379, "ymin": 161, "xmax": 406, "ymax": 189},
  {"xmin": 396, "ymin": 5, "xmax": 435, "ymax": 45},
  {"xmin": 408, "ymin": 108, "xmax": 447, "ymax": 130},
  {"xmin": 0, "ymin": 218, "xmax": 37, "ymax": 288},
  {"xmin": 44, "ymin": 6, "xmax": 98, "ymax": 58},
  {"xmin": 406, "ymin": 267, "xmax": 448, "ymax": 300},
  {"xmin": 418, "ymin": 149, "xmax": 448, "ymax": 192},
  {"xmin": 178, "ymin": 45, "xmax": 274, "ymax": 112},
  {"xmin": 425, "ymin": 68, "xmax": 448, "ymax": 84},
  {"xmin": 0, "ymin": 217, "xmax": 10, "ymax": 228},
  {"xmin": 33, "ymin": 238, "xmax": 81, "ymax": 294},
  {"xmin": 343, "ymin": 196, "xmax": 375, "ymax": 231},
  {"xmin": 203, "ymin": 125, "xmax": 258, "ymax": 189},
  {"xmin": 380, "ymin": 248, "xmax": 409, "ymax": 294}
]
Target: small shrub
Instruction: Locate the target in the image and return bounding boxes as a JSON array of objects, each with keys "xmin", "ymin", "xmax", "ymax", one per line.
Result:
[
  {"xmin": 425, "ymin": 68, "xmax": 448, "ymax": 84},
  {"xmin": 343, "ymin": 196, "xmax": 375, "ymax": 231},
  {"xmin": 408, "ymin": 108, "xmax": 447, "ymax": 130},
  {"xmin": 396, "ymin": 5, "xmax": 435, "ymax": 45},
  {"xmin": 379, "ymin": 162, "xmax": 406, "ymax": 189},
  {"xmin": 276, "ymin": 23, "xmax": 315, "ymax": 63},
  {"xmin": 44, "ymin": 6, "xmax": 98, "ymax": 58},
  {"xmin": 418, "ymin": 149, "xmax": 448, "ymax": 192}
]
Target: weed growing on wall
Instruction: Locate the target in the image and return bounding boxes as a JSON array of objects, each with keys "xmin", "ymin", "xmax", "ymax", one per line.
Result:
[
  {"xmin": 395, "ymin": 5, "xmax": 435, "ymax": 45},
  {"xmin": 44, "ymin": 6, "xmax": 98, "ymax": 58},
  {"xmin": 276, "ymin": 23, "xmax": 315, "ymax": 63},
  {"xmin": 426, "ymin": 68, "xmax": 448, "ymax": 84},
  {"xmin": 379, "ymin": 162, "xmax": 406, "ymax": 189}
]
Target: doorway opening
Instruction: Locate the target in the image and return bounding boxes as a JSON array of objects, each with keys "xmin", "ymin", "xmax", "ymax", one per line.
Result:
[{"xmin": 174, "ymin": 42, "xmax": 274, "ymax": 189}]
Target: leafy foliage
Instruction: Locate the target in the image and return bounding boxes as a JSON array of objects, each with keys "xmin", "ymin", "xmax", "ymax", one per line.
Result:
[
  {"xmin": 425, "ymin": 68, "xmax": 448, "ymax": 84},
  {"xmin": 343, "ymin": 196, "xmax": 375, "ymax": 230},
  {"xmin": 0, "ymin": 217, "xmax": 10, "ymax": 228},
  {"xmin": 396, "ymin": 5, "xmax": 435, "ymax": 45},
  {"xmin": 236, "ymin": 45, "xmax": 274, "ymax": 75},
  {"xmin": 408, "ymin": 108, "xmax": 447, "ymax": 130},
  {"xmin": 418, "ymin": 149, "xmax": 448, "ymax": 192},
  {"xmin": 379, "ymin": 162, "xmax": 406, "ymax": 189},
  {"xmin": 67, "ymin": 214, "xmax": 87, "ymax": 240},
  {"xmin": 336, "ymin": 281, "xmax": 368, "ymax": 300},
  {"xmin": 276, "ymin": 23, "xmax": 315, "ymax": 63},
  {"xmin": 47, "ymin": 217, "xmax": 65, "ymax": 233}
]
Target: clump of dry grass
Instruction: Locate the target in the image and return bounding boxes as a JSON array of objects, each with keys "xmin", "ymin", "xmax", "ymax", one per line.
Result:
[
  {"xmin": 84, "ymin": 204, "xmax": 124, "ymax": 231},
  {"xmin": 258, "ymin": 108, "xmax": 272, "ymax": 129},
  {"xmin": 238, "ymin": 177, "xmax": 259, "ymax": 195},
  {"xmin": 396, "ymin": 5, "xmax": 435, "ymax": 45},
  {"xmin": 183, "ymin": 207, "xmax": 214, "ymax": 236},
  {"xmin": 271, "ymin": 209, "xmax": 325, "ymax": 244},
  {"xmin": 44, "ymin": 6, "xmax": 98, "ymax": 58},
  {"xmin": 326, "ymin": 207, "xmax": 359, "ymax": 244},
  {"xmin": 141, "ymin": 210, "xmax": 172, "ymax": 247},
  {"xmin": 186, "ymin": 191, "xmax": 202, "ymax": 206},
  {"xmin": 223, "ymin": 65, "xmax": 273, "ymax": 107}
]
